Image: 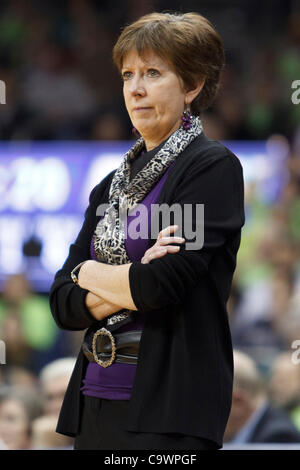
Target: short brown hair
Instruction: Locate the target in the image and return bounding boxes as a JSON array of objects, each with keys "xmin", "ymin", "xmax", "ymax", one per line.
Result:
[{"xmin": 113, "ymin": 12, "xmax": 225, "ymax": 114}]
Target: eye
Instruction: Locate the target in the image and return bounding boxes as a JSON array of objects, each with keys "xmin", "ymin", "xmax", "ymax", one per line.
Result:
[
  {"xmin": 122, "ymin": 71, "xmax": 132, "ymax": 81},
  {"xmin": 147, "ymin": 68, "xmax": 160, "ymax": 77}
]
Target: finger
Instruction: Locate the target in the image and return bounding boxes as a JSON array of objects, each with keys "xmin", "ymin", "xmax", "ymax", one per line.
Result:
[
  {"xmin": 152, "ymin": 243, "xmax": 180, "ymax": 256},
  {"xmin": 165, "ymin": 245, "xmax": 181, "ymax": 252},
  {"xmin": 152, "ymin": 247, "xmax": 168, "ymax": 257},
  {"xmin": 143, "ymin": 247, "xmax": 167, "ymax": 263},
  {"xmin": 158, "ymin": 225, "xmax": 179, "ymax": 239},
  {"xmin": 157, "ymin": 236, "xmax": 185, "ymax": 246},
  {"xmin": 141, "ymin": 247, "xmax": 159, "ymax": 262}
]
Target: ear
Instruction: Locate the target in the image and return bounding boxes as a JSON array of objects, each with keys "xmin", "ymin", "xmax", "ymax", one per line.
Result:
[{"xmin": 184, "ymin": 78, "xmax": 205, "ymax": 106}]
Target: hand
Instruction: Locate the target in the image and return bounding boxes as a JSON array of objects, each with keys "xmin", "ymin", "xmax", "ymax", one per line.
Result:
[
  {"xmin": 141, "ymin": 225, "xmax": 185, "ymax": 264},
  {"xmin": 85, "ymin": 292, "xmax": 122, "ymax": 321}
]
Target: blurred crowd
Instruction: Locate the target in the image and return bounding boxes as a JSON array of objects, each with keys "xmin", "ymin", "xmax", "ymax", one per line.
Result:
[
  {"xmin": 0, "ymin": 357, "xmax": 76, "ymax": 449},
  {"xmin": 0, "ymin": 0, "xmax": 299, "ymax": 143},
  {"xmin": 0, "ymin": 0, "xmax": 300, "ymax": 449}
]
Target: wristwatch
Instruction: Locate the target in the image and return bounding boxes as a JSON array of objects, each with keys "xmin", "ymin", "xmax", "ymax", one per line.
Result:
[{"xmin": 71, "ymin": 261, "xmax": 88, "ymax": 285}]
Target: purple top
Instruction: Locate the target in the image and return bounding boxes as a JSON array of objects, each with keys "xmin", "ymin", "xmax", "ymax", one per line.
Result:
[{"xmin": 80, "ymin": 161, "xmax": 174, "ymax": 400}]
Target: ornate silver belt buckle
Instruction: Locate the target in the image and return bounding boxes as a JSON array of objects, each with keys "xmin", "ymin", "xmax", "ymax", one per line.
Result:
[{"xmin": 92, "ymin": 327, "xmax": 116, "ymax": 368}]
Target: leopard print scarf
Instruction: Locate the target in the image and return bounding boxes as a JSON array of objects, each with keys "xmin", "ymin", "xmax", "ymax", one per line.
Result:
[{"xmin": 92, "ymin": 115, "xmax": 203, "ymax": 326}]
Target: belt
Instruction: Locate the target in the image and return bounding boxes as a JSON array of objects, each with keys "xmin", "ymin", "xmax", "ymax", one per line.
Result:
[{"xmin": 82, "ymin": 328, "xmax": 141, "ymax": 367}]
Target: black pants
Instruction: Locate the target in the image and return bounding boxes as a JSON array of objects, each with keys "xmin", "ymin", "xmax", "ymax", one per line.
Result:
[{"xmin": 73, "ymin": 394, "xmax": 219, "ymax": 450}]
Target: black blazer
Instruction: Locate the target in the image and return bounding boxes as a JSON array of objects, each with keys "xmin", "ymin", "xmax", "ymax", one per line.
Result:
[
  {"xmin": 249, "ymin": 405, "xmax": 300, "ymax": 444},
  {"xmin": 49, "ymin": 133, "xmax": 245, "ymax": 448}
]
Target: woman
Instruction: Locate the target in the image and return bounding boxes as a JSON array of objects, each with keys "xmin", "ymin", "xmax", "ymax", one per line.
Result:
[
  {"xmin": 0, "ymin": 386, "xmax": 42, "ymax": 450},
  {"xmin": 49, "ymin": 12, "xmax": 245, "ymax": 450}
]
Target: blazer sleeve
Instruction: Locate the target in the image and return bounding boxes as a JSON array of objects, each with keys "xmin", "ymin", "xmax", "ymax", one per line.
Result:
[
  {"xmin": 49, "ymin": 170, "xmax": 115, "ymax": 331},
  {"xmin": 128, "ymin": 149, "xmax": 245, "ymax": 312}
]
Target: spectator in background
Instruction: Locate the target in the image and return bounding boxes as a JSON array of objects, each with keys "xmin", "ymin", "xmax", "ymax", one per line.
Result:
[
  {"xmin": 0, "ymin": 385, "xmax": 43, "ymax": 450},
  {"xmin": 31, "ymin": 414, "xmax": 72, "ymax": 449},
  {"xmin": 0, "ymin": 307, "xmax": 34, "ymax": 371},
  {"xmin": 230, "ymin": 172, "xmax": 299, "ymax": 369},
  {"xmin": 20, "ymin": 40, "xmax": 98, "ymax": 139},
  {"xmin": 0, "ymin": 438, "xmax": 6, "ymax": 450},
  {"xmin": 39, "ymin": 357, "xmax": 76, "ymax": 417},
  {"xmin": 0, "ymin": 274, "xmax": 61, "ymax": 373},
  {"xmin": 30, "ymin": 357, "xmax": 76, "ymax": 449},
  {"xmin": 268, "ymin": 351, "xmax": 300, "ymax": 431},
  {"xmin": 2, "ymin": 366, "xmax": 38, "ymax": 392},
  {"xmin": 0, "ymin": 1, "xmax": 298, "ymax": 144},
  {"xmin": 224, "ymin": 350, "xmax": 300, "ymax": 444}
]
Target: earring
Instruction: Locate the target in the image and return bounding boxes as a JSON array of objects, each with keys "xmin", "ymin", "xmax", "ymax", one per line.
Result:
[{"xmin": 181, "ymin": 109, "xmax": 192, "ymax": 130}]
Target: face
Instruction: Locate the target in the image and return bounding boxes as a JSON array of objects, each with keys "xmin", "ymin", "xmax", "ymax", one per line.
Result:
[
  {"xmin": 42, "ymin": 375, "xmax": 70, "ymax": 416},
  {"xmin": 122, "ymin": 49, "xmax": 194, "ymax": 150},
  {"xmin": 269, "ymin": 359, "xmax": 300, "ymax": 407},
  {"xmin": 223, "ymin": 389, "xmax": 254, "ymax": 442},
  {"xmin": 0, "ymin": 399, "xmax": 30, "ymax": 450}
]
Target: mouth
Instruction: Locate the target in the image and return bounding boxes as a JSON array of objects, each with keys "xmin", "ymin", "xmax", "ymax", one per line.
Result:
[{"xmin": 133, "ymin": 107, "xmax": 152, "ymax": 112}]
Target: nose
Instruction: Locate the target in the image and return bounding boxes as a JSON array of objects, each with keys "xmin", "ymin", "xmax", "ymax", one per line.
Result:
[{"xmin": 129, "ymin": 75, "xmax": 146, "ymax": 97}]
